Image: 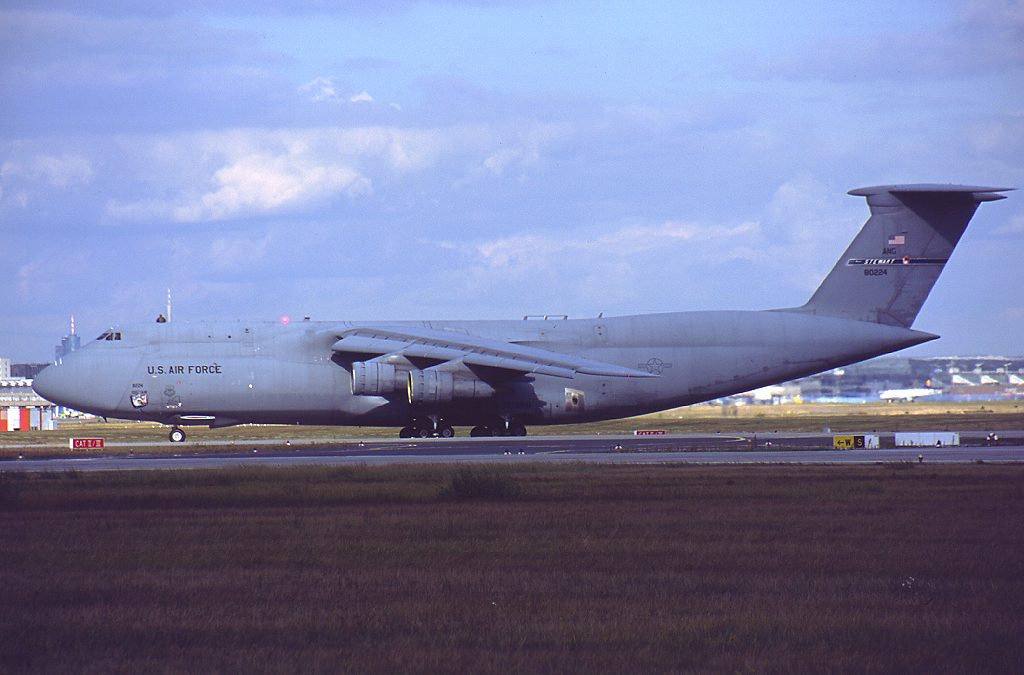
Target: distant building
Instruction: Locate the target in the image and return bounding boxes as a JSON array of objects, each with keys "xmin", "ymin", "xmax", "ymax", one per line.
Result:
[
  {"xmin": 0, "ymin": 360, "xmax": 48, "ymax": 380},
  {"xmin": 54, "ymin": 315, "xmax": 81, "ymax": 362},
  {"xmin": 0, "ymin": 377, "xmax": 56, "ymax": 431},
  {"xmin": 0, "ymin": 378, "xmax": 48, "ymax": 406},
  {"xmin": 10, "ymin": 363, "xmax": 48, "ymax": 379},
  {"xmin": 729, "ymin": 355, "xmax": 1024, "ymax": 404}
]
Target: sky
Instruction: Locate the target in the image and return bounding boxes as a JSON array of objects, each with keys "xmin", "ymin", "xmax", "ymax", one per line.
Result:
[{"xmin": 1, "ymin": 0, "xmax": 1022, "ymax": 362}]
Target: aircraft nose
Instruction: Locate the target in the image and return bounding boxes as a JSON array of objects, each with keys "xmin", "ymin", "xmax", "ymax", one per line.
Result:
[
  {"xmin": 31, "ymin": 364, "xmax": 63, "ymax": 403},
  {"xmin": 31, "ymin": 354, "xmax": 126, "ymax": 415}
]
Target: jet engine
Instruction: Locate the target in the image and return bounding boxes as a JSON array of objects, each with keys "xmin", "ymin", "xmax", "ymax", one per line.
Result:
[
  {"xmin": 406, "ymin": 368, "xmax": 496, "ymax": 404},
  {"xmin": 351, "ymin": 361, "xmax": 406, "ymax": 396}
]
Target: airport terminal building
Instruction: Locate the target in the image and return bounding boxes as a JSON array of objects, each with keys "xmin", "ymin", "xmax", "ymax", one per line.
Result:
[
  {"xmin": 752, "ymin": 357, "xmax": 1024, "ymax": 404},
  {"xmin": 0, "ymin": 375, "xmax": 55, "ymax": 432},
  {"xmin": 0, "ymin": 358, "xmax": 58, "ymax": 432}
]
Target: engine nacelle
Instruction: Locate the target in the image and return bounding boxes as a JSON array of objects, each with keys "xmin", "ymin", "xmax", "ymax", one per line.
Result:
[
  {"xmin": 407, "ymin": 369, "xmax": 496, "ymax": 405},
  {"xmin": 351, "ymin": 361, "xmax": 405, "ymax": 396}
]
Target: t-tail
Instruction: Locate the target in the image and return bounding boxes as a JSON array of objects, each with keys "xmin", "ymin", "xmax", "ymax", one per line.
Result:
[{"xmin": 792, "ymin": 184, "xmax": 1011, "ymax": 327}]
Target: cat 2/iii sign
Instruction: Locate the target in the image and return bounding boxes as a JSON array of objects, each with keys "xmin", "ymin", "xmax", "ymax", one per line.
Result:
[{"xmin": 69, "ymin": 437, "xmax": 105, "ymax": 450}]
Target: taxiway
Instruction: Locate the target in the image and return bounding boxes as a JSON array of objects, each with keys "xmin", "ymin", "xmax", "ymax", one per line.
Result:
[{"xmin": 2, "ymin": 432, "xmax": 1022, "ymax": 472}]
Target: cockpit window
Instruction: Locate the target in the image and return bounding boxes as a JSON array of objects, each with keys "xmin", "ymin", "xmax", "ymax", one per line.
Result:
[{"xmin": 96, "ymin": 331, "xmax": 122, "ymax": 341}]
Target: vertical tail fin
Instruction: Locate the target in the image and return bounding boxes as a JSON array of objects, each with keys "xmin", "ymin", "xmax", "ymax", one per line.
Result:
[{"xmin": 794, "ymin": 184, "xmax": 1010, "ymax": 327}]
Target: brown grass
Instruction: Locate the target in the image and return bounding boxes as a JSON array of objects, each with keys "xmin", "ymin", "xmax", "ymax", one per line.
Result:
[{"xmin": 2, "ymin": 463, "xmax": 1023, "ymax": 672}]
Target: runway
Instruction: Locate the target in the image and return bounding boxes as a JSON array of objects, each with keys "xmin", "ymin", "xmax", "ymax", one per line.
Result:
[{"xmin": 2, "ymin": 432, "xmax": 1023, "ymax": 472}]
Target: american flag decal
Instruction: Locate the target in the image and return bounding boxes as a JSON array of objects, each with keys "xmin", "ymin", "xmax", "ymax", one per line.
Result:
[{"xmin": 888, "ymin": 233, "xmax": 906, "ymax": 246}]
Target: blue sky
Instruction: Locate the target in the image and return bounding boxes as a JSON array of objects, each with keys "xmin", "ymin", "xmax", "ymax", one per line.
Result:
[{"xmin": 1, "ymin": 0, "xmax": 1022, "ymax": 362}]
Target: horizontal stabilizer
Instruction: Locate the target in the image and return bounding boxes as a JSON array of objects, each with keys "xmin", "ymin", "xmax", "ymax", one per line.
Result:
[{"xmin": 848, "ymin": 184, "xmax": 1010, "ymax": 201}]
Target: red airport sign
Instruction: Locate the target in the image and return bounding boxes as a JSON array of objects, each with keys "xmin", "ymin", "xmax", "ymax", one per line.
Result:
[{"xmin": 69, "ymin": 437, "xmax": 105, "ymax": 450}]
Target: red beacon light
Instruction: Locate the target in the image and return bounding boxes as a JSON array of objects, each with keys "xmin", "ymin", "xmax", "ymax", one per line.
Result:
[{"xmin": 281, "ymin": 315, "xmax": 290, "ymax": 325}]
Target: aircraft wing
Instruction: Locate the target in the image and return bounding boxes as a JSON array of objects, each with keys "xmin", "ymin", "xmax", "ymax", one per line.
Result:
[{"xmin": 330, "ymin": 324, "xmax": 656, "ymax": 379}]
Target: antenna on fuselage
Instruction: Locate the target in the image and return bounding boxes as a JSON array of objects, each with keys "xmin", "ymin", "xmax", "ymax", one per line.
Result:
[{"xmin": 157, "ymin": 289, "xmax": 171, "ymax": 323}]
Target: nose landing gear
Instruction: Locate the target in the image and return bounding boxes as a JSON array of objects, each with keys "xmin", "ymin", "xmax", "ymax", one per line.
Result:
[{"xmin": 169, "ymin": 426, "xmax": 186, "ymax": 443}]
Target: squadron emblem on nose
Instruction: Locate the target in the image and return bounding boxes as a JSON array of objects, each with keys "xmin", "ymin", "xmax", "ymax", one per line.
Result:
[{"xmin": 130, "ymin": 389, "xmax": 148, "ymax": 408}]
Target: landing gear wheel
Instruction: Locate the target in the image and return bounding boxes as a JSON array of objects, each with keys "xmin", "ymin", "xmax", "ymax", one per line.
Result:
[
  {"xmin": 401, "ymin": 416, "xmax": 454, "ymax": 438},
  {"xmin": 169, "ymin": 427, "xmax": 186, "ymax": 443},
  {"xmin": 494, "ymin": 417, "xmax": 526, "ymax": 437},
  {"xmin": 470, "ymin": 425, "xmax": 491, "ymax": 437}
]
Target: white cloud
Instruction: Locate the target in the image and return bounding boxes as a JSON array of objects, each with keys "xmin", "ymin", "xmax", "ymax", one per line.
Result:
[
  {"xmin": 173, "ymin": 154, "xmax": 371, "ymax": 222},
  {"xmin": 102, "ymin": 123, "xmax": 563, "ymax": 224},
  {"xmin": 106, "ymin": 152, "xmax": 372, "ymax": 224},
  {"xmin": 15, "ymin": 260, "xmax": 42, "ymax": 297},
  {"xmin": 482, "ymin": 148, "xmax": 528, "ymax": 175},
  {"xmin": 300, "ymin": 76, "xmax": 339, "ymax": 102},
  {"xmin": 471, "ymin": 219, "xmax": 760, "ymax": 270},
  {"xmin": 104, "ymin": 199, "xmax": 174, "ymax": 223},
  {"xmin": 32, "ymin": 154, "xmax": 93, "ymax": 186},
  {"xmin": 0, "ymin": 152, "xmax": 93, "ymax": 209},
  {"xmin": 299, "ymin": 78, "xmax": 377, "ymax": 105},
  {"xmin": 1, "ymin": 153, "xmax": 93, "ymax": 187},
  {"xmin": 454, "ymin": 123, "xmax": 565, "ymax": 187}
]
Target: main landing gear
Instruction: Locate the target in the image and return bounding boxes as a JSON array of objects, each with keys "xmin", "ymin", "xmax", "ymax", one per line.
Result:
[
  {"xmin": 169, "ymin": 426, "xmax": 186, "ymax": 443},
  {"xmin": 399, "ymin": 417, "xmax": 455, "ymax": 439},
  {"xmin": 469, "ymin": 419, "xmax": 527, "ymax": 437},
  {"xmin": 397, "ymin": 416, "xmax": 529, "ymax": 438}
]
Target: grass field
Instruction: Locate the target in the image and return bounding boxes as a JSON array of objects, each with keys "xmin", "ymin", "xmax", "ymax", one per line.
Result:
[
  {"xmin": 2, "ymin": 400, "xmax": 1023, "ymax": 456},
  {"xmin": 2, "ymin": 463, "xmax": 1023, "ymax": 672}
]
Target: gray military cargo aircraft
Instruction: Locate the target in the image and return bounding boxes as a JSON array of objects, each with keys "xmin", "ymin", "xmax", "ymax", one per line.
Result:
[{"xmin": 33, "ymin": 184, "xmax": 1010, "ymax": 442}]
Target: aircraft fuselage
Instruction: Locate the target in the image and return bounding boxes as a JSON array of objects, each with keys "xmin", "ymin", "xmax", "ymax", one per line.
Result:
[{"xmin": 34, "ymin": 310, "xmax": 932, "ymax": 431}]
